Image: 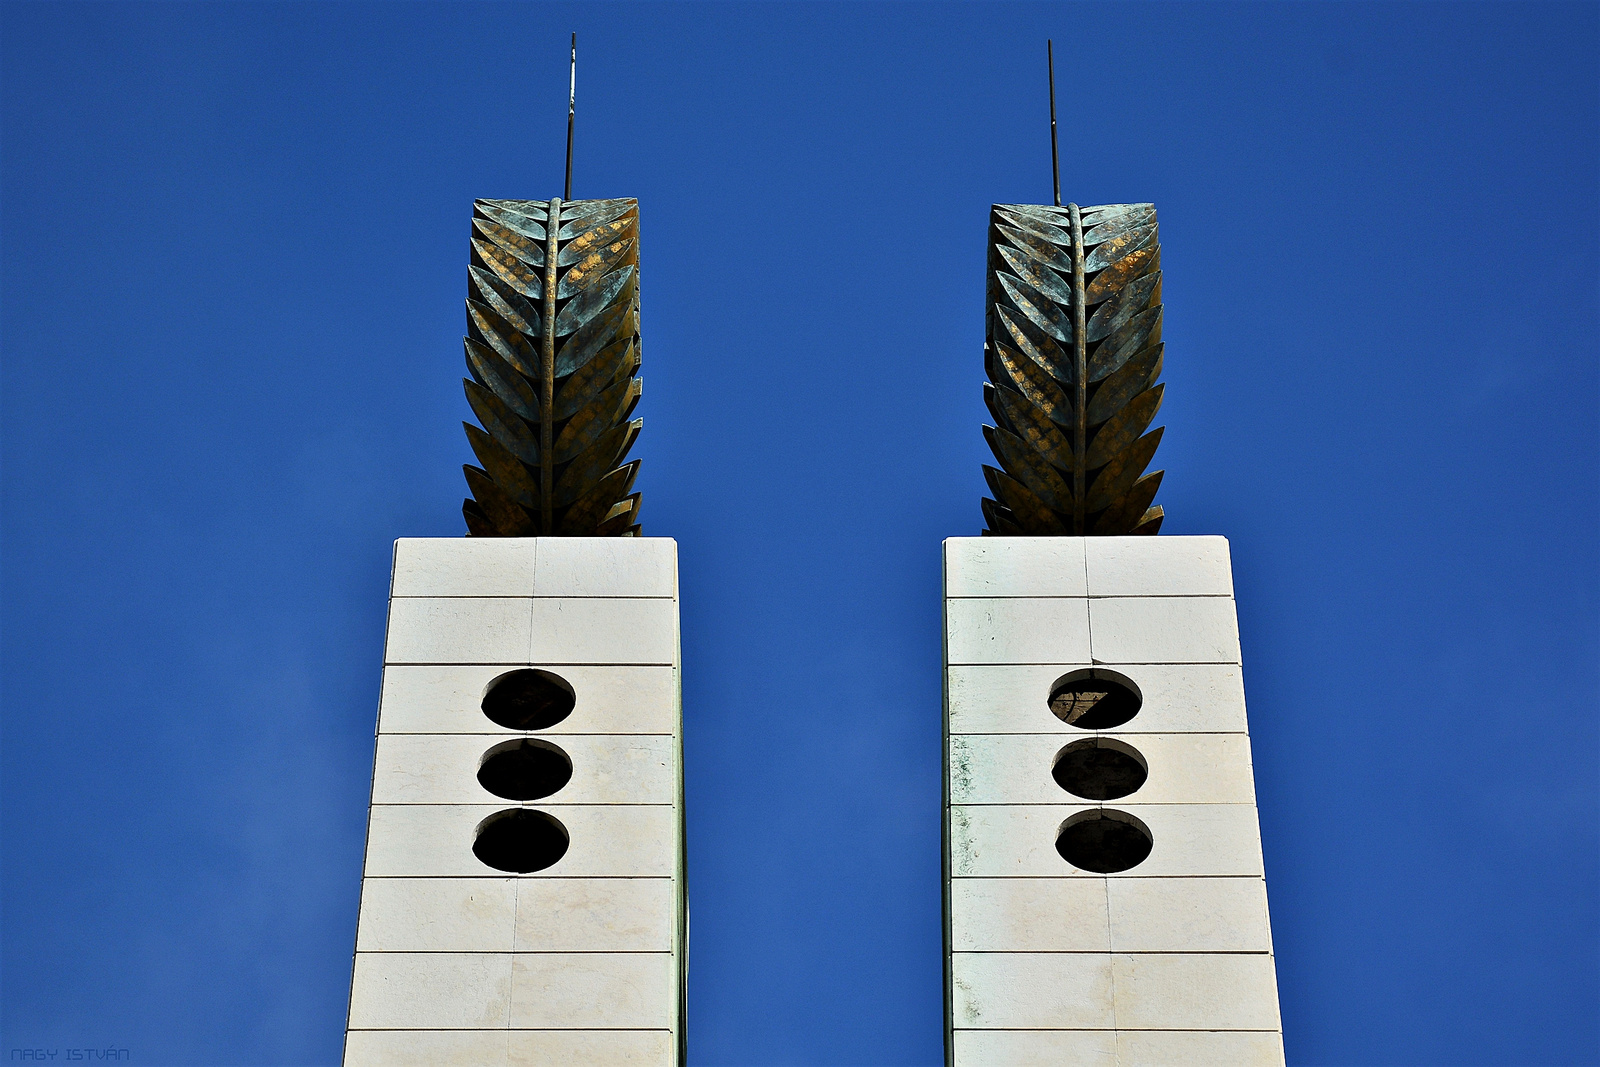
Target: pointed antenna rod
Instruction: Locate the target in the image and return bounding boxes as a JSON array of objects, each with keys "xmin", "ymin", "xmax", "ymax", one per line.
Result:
[
  {"xmin": 564, "ymin": 32, "xmax": 576, "ymax": 200},
  {"xmin": 1048, "ymin": 40, "xmax": 1061, "ymax": 207}
]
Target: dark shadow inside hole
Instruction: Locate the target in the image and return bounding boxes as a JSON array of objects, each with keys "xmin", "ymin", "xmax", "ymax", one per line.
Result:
[
  {"xmin": 478, "ymin": 739, "xmax": 573, "ymax": 801},
  {"xmin": 1048, "ymin": 672, "xmax": 1141, "ymax": 730},
  {"xmin": 1053, "ymin": 738, "xmax": 1148, "ymax": 801},
  {"xmin": 482, "ymin": 669, "xmax": 576, "ymax": 731},
  {"xmin": 1055, "ymin": 810, "xmax": 1153, "ymax": 873},
  {"xmin": 472, "ymin": 808, "xmax": 569, "ymax": 873}
]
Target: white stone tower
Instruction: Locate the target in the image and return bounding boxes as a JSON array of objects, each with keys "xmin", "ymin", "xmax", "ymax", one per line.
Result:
[
  {"xmin": 343, "ymin": 536, "xmax": 686, "ymax": 1066},
  {"xmin": 943, "ymin": 535, "xmax": 1283, "ymax": 1065}
]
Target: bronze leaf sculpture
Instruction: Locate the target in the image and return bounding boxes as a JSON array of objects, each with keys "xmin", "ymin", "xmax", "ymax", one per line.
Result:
[
  {"xmin": 981, "ymin": 201, "xmax": 1165, "ymax": 536},
  {"xmin": 461, "ymin": 196, "xmax": 643, "ymax": 536}
]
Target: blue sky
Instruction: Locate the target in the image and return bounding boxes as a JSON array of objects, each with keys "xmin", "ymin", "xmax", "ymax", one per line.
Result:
[{"xmin": 2, "ymin": 2, "xmax": 1596, "ymax": 1064}]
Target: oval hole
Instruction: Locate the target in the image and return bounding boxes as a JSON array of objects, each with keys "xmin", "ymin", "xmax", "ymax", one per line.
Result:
[
  {"xmin": 1052, "ymin": 738, "xmax": 1149, "ymax": 801},
  {"xmin": 482, "ymin": 669, "xmax": 576, "ymax": 731},
  {"xmin": 1055, "ymin": 809, "xmax": 1153, "ymax": 873},
  {"xmin": 478, "ymin": 738, "xmax": 573, "ymax": 801},
  {"xmin": 472, "ymin": 808, "xmax": 569, "ymax": 873},
  {"xmin": 1047, "ymin": 669, "xmax": 1142, "ymax": 730}
]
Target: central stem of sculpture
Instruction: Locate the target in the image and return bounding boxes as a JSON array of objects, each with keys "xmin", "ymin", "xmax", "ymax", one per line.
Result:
[{"xmin": 541, "ymin": 197, "xmax": 562, "ymax": 530}]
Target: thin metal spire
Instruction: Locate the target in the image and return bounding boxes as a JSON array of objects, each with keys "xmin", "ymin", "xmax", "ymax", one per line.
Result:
[
  {"xmin": 1048, "ymin": 40, "xmax": 1061, "ymax": 207},
  {"xmin": 564, "ymin": 33, "xmax": 576, "ymax": 200}
]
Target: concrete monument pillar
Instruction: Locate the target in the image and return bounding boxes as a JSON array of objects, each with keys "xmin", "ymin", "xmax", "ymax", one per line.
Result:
[
  {"xmin": 943, "ymin": 535, "xmax": 1283, "ymax": 1066},
  {"xmin": 343, "ymin": 536, "xmax": 685, "ymax": 1066}
]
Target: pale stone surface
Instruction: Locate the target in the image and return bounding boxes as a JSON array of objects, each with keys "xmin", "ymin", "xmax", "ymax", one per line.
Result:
[
  {"xmin": 376, "ymin": 664, "xmax": 679, "ymax": 736},
  {"xmin": 391, "ymin": 537, "xmax": 537, "ymax": 598},
  {"xmin": 946, "ymin": 662, "xmax": 1250, "ymax": 735},
  {"xmin": 371, "ymin": 733, "xmax": 677, "ymax": 805},
  {"xmin": 354, "ymin": 877, "xmax": 517, "ymax": 952},
  {"xmin": 509, "ymin": 1031, "xmax": 675, "ymax": 1065},
  {"xmin": 1088, "ymin": 596, "xmax": 1242, "ymax": 664},
  {"xmin": 949, "ymin": 804, "xmax": 1266, "ymax": 878},
  {"xmin": 1116, "ymin": 1029, "xmax": 1285, "ymax": 1067},
  {"xmin": 1107, "ymin": 876, "xmax": 1274, "ymax": 952},
  {"xmin": 510, "ymin": 951, "xmax": 677, "ymax": 1028},
  {"xmin": 344, "ymin": 1029, "xmax": 511, "ymax": 1067},
  {"xmin": 951, "ymin": 1029, "xmax": 1116, "ymax": 1065},
  {"xmin": 533, "ymin": 537, "xmax": 677, "ymax": 598},
  {"xmin": 346, "ymin": 951, "xmax": 512, "ymax": 1029},
  {"xmin": 363, "ymin": 804, "xmax": 677, "ymax": 878},
  {"xmin": 530, "ymin": 597, "xmax": 678, "ymax": 664},
  {"xmin": 514, "ymin": 877, "xmax": 675, "ymax": 952},
  {"xmin": 1111, "ymin": 952, "xmax": 1282, "ymax": 1030},
  {"xmin": 945, "ymin": 537, "xmax": 1088, "ymax": 598},
  {"xmin": 949, "ymin": 733, "xmax": 1257, "ymax": 805},
  {"xmin": 949, "ymin": 877, "xmax": 1109, "ymax": 952},
  {"xmin": 951, "ymin": 951, "xmax": 1114, "ymax": 1029},
  {"xmin": 384, "ymin": 597, "xmax": 533, "ymax": 664},
  {"xmin": 1084, "ymin": 535, "xmax": 1234, "ymax": 597},
  {"xmin": 946, "ymin": 598, "xmax": 1092, "ymax": 665}
]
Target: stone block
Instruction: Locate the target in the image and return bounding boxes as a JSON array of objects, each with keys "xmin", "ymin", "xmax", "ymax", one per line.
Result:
[
  {"xmin": 375, "ymin": 665, "xmax": 679, "ymax": 736},
  {"xmin": 371, "ymin": 733, "xmax": 677, "ymax": 805},
  {"xmin": 951, "ymin": 1029, "xmax": 1116, "ymax": 1065},
  {"xmin": 949, "ymin": 803, "xmax": 1266, "ymax": 878},
  {"xmin": 949, "ymin": 877, "xmax": 1108, "ymax": 952},
  {"xmin": 513, "ymin": 877, "xmax": 675, "ymax": 952},
  {"xmin": 1084, "ymin": 535, "xmax": 1234, "ymax": 597},
  {"xmin": 1107, "ymin": 876, "xmax": 1274, "ymax": 953},
  {"xmin": 1115, "ymin": 1030, "xmax": 1285, "ymax": 1067},
  {"xmin": 950, "ymin": 951, "xmax": 1114, "ymax": 1029},
  {"xmin": 530, "ymin": 597, "xmax": 678, "ymax": 665},
  {"xmin": 344, "ymin": 1029, "xmax": 511, "ymax": 1067},
  {"xmin": 390, "ymin": 538, "xmax": 537, "ymax": 598},
  {"xmin": 509, "ymin": 951, "xmax": 677, "ymax": 1029},
  {"xmin": 946, "ymin": 662, "xmax": 1249, "ymax": 735},
  {"xmin": 532, "ymin": 537, "xmax": 677, "ymax": 598},
  {"xmin": 944, "ymin": 537, "xmax": 1087, "ymax": 598},
  {"xmin": 346, "ymin": 951, "xmax": 512, "ymax": 1029},
  {"xmin": 384, "ymin": 597, "xmax": 533, "ymax": 665},
  {"xmin": 363, "ymin": 804, "xmax": 677, "ymax": 878},
  {"xmin": 509, "ymin": 1031, "xmax": 674, "ymax": 1065},
  {"xmin": 354, "ymin": 877, "xmax": 517, "ymax": 953},
  {"xmin": 949, "ymin": 733, "xmax": 1257, "ymax": 805},
  {"xmin": 946, "ymin": 598, "xmax": 1091, "ymax": 665},
  {"xmin": 1111, "ymin": 952, "xmax": 1282, "ymax": 1030},
  {"xmin": 1088, "ymin": 596, "xmax": 1242, "ymax": 664}
]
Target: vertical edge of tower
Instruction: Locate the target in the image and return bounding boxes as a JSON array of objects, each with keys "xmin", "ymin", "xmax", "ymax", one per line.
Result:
[
  {"xmin": 942, "ymin": 535, "xmax": 1285, "ymax": 1067},
  {"xmin": 342, "ymin": 537, "xmax": 685, "ymax": 1067}
]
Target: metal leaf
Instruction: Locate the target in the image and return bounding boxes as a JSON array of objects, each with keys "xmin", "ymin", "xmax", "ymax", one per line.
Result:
[
  {"xmin": 465, "ymin": 379, "xmax": 539, "ymax": 465},
  {"xmin": 467, "ymin": 299, "xmax": 539, "ymax": 380},
  {"xmin": 989, "ymin": 339, "xmax": 1073, "ymax": 430},
  {"xmin": 554, "ymin": 264, "xmax": 635, "ymax": 337},
  {"xmin": 471, "ymin": 237, "xmax": 542, "ymax": 300},
  {"xmin": 1086, "ymin": 343, "xmax": 1163, "ymax": 426},
  {"xmin": 464, "ymin": 337, "xmax": 537, "ymax": 421},
  {"xmin": 1086, "ymin": 270, "xmax": 1160, "ymax": 343},
  {"xmin": 984, "ymin": 425, "xmax": 1074, "ymax": 512},
  {"xmin": 1085, "ymin": 245, "xmax": 1158, "ymax": 305},
  {"xmin": 980, "ymin": 202, "xmax": 1167, "ymax": 534},
  {"xmin": 991, "ymin": 383, "xmax": 1074, "ymax": 472},
  {"xmin": 555, "ymin": 418, "xmax": 640, "ymax": 507},
  {"xmin": 1092, "ymin": 470, "xmax": 1163, "ymax": 534},
  {"xmin": 465, "ymin": 424, "xmax": 538, "ymax": 509},
  {"xmin": 553, "ymin": 376, "xmax": 638, "ymax": 464},
  {"xmin": 1087, "ymin": 306, "xmax": 1162, "ymax": 383},
  {"xmin": 1084, "ymin": 427, "xmax": 1164, "ymax": 513},
  {"xmin": 995, "ymin": 306, "xmax": 1073, "ymax": 384},
  {"xmin": 558, "ymin": 235, "xmax": 637, "ymax": 299},
  {"xmin": 468, "ymin": 265, "xmax": 541, "ymax": 338},
  {"xmin": 1085, "ymin": 384, "xmax": 1163, "ymax": 469},
  {"xmin": 553, "ymin": 337, "xmax": 635, "ymax": 422},
  {"xmin": 984, "ymin": 465, "xmax": 1067, "ymax": 534},
  {"xmin": 472, "ymin": 217, "xmax": 545, "ymax": 269}
]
